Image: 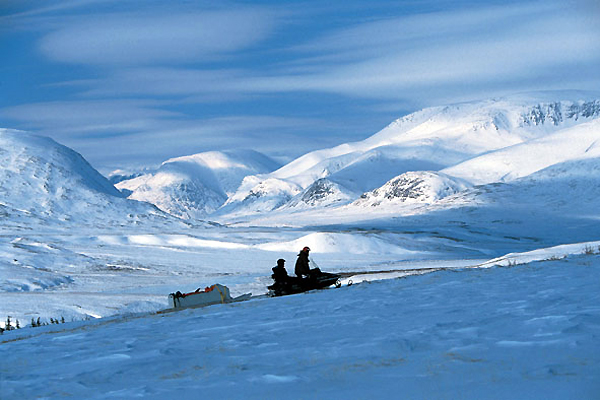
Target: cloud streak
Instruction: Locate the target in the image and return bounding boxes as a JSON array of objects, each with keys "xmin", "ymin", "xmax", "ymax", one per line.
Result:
[
  {"xmin": 240, "ymin": 2, "xmax": 600, "ymax": 101},
  {"xmin": 38, "ymin": 8, "xmax": 278, "ymax": 65},
  {"xmin": 51, "ymin": 1, "xmax": 600, "ymax": 104}
]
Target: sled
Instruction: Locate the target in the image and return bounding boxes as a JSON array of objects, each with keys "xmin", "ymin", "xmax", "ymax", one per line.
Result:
[
  {"xmin": 169, "ymin": 284, "xmax": 251, "ymax": 309},
  {"xmin": 267, "ymin": 269, "xmax": 341, "ymax": 297}
]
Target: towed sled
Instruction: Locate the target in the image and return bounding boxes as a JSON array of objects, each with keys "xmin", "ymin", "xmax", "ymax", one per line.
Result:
[
  {"xmin": 268, "ymin": 268, "xmax": 341, "ymax": 297},
  {"xmin": 169, "ymin": 284, "xmax": 251, "ymax": 309}
]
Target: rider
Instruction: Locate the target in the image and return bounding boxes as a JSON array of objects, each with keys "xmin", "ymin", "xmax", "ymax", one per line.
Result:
[
  {"xmin": 272, "ymin": 258, "xmax": 289, "ymax": 283},
  {"xmin": 295, "ymin": 246, "xmax": 312, "ymax": 278}
]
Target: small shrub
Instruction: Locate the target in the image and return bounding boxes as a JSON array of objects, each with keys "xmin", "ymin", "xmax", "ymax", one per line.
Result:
[
  {"xmin": 506, "ymin": 259, "xmax": 520, "ymax": 267},
  {"xmin": 5, "ymin": 316, "xmax": 13, "ymax": 331},
  {"xmin": 583, "ymin": 245, "xmax": 597, "ymax": 255}
]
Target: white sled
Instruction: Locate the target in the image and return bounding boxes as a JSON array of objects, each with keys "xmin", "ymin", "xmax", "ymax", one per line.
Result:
[{"xmin": 169, "ymin": 284, "xmax": 251, "ymax": 309}]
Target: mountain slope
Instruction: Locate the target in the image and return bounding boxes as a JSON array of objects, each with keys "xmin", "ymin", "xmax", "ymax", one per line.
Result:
[
  {"xmin": 218, "ymin": 94, "xmax": 600, "ymax": 220},
  {"xmin": 353, "ymin": 171, "xmax": 470, "ymax": 207},
  {"xmin": 0, "ymin": 129, "xmax": 172, "ymax": 229},
  {"xmin": 443, "ymin": 119, "xmax": 600, "ymax": 184},
  {"xmin": 117, "ymin": 150, "xmax": 280, "ymax": 219}
]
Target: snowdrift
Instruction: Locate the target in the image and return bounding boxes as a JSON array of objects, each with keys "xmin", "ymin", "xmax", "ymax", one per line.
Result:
[{"xmin": 256, "ymin": 232, "xmax": 419, "ymax": 255}]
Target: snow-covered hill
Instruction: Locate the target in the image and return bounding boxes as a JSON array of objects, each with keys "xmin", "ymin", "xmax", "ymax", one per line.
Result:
[
  {"xmin": 0, "ymin": 129, "xmax": 172, "ymax": 229},
  {"xmin": 117, "ymin": 150, "xmax": 279, "ymax": 219},
  {"xmin": 219, "ymin": 94, "xmax": 600, "ymax": 220},
  {"xmin": 354, "ymin": 171, "xmax": 470, "ymax": 207}
]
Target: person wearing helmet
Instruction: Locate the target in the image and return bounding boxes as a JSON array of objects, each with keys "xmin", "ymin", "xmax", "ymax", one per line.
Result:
[
  {"xmin": 272, "ymin": 258, "xmax": 289, "ymax": 283},
  {"xmin": 295, "ymin": 246, "xmax": 311, "ymax": 278},
  {"xmin": 271, "ymin": 258, "xmax": 291, "ymax": 294}
]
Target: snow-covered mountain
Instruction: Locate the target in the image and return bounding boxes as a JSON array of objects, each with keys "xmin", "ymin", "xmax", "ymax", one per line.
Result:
[
  {"xmin": 442, "ymin": 118, "xmax": 600, "ymax": 184},
  {"xmin": 2, "ymin": 92, "xmax": 598, "ymax": 229},
  {"xmin": 116, "ymin": 150, "xmax": 279, "ymax": 219},
  {"xmin": 217, "ymin": 94, "xmax": 600, "ymax": 220},
  {"xmin": 0, "ymin": 129, "xmax": 172, "ymax": 229},
  {"xmin": 353, "ymin": 171, "xmax": 470, "ymax": 207}
]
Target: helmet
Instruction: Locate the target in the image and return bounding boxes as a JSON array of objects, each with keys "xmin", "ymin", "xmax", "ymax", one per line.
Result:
[
  {"xmin": 277, "ymin": 258, "xmax": 286, "ymax": 265},
  {"xmin": 302, "ymin": 246, "xmax": 310, "ymax": 252}
]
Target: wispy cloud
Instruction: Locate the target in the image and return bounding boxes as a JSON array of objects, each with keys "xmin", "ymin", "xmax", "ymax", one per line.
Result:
[
  {"xmin": 38, "ymin": 8, "xmax": 278, "ymax": 65},
  {"xmin": 239, "ymin": 2, "xmax": 600, "ymax": 101},
  {"xmin": 0, "ymin": 100, "xmax": 180, "ymax": 136},
  {"xmin": 53, "ymin": 1, "xmax": 600, "ymax": 104},
  {"xmin": 0, "ymin": 99, "xmax": 335, "ymax": 169}
]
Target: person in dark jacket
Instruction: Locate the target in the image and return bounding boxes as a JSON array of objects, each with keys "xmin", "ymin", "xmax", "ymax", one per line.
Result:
[
  {"xmin": 272, "ymin": 258, "xmax": 289, "ymax": 283},
  {"xmin": 295, "ymin": 246, "xmax": 311, "ymax": 278}
]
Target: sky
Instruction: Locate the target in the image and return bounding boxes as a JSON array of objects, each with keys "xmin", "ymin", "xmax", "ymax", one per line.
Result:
[{"xmin": 1, "ymin": 0, "xmax": 599, "ymax": 174}]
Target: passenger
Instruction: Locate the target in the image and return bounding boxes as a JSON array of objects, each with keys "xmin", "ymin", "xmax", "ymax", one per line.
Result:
[
  {"xmin": 272, "ymin": 258, "xmax": 289, "ymax": 284},
  {"xmin": 295, "ymin": 246, "xmax": 312, "ymax": 278}
]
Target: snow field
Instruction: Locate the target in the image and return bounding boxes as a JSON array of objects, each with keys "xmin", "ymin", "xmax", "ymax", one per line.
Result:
[{"xmin": 2, "ymin": 254, "xmax": 599, "ymax": 399}]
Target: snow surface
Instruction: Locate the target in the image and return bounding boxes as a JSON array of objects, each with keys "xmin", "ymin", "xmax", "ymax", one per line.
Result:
[
  {"xmin": 0, "ymin": 128, "xmax": 179, "ymax": 230},
  {"xmin": 443, "ymin": 119, "xmax": 600, "ymax": 184},
  {"xmin": 2, "ymin": 249, "xmax": 599, "ymax": 399}
]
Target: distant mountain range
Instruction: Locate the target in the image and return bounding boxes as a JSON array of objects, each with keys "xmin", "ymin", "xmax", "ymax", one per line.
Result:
[
  {"xmin": 115, "ymin": 150, "xmax": 280, "ymax": 219},
  {"xmin": 215, "ymin": 94, "xmax": 600, "ymax": 220},
  {"xmin": 2, "ymin": 93, "xmax": 599, "ymax": 229}
]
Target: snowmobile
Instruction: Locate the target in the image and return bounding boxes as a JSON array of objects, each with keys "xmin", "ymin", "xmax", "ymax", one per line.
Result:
[{"xmin": 267, "ymin": 268, "xmax": 342, "ymax": 297}]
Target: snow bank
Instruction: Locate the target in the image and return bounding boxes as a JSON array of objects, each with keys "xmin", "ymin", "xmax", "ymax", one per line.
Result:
[
  {"xmin": 256, "ymin": 232, "xmax": 418, "ymax": 255},
  {"xmin": 478, "ymin": 240, "xmax": 600, "ymax": 268},
  {"xmin": 97, "ymin": 234, "xmax": 249, "ymax": 250}
]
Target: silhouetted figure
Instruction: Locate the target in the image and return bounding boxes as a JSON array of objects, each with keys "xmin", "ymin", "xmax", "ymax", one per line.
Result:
[
  {"xmin": 295, "ymin": 246, "xmax": 312, "ymax": 278},
  {"xmin": 272, "ymin": 258, "xmax": 289, "ymax": 283}
]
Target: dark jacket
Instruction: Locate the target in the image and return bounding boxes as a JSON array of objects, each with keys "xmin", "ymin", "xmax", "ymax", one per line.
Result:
[
  {"xmin": 295, "ymin": 251, "xmax": 310, "ymax": 277},
  {"xmin": 272, "ymin": 265, "xmax": 289, "ymax": 283}
]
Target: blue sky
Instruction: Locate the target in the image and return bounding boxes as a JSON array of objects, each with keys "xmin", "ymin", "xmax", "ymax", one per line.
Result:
[{"xmin": 1, "ymin": 0, "xmax": 599, "ymax": 173}]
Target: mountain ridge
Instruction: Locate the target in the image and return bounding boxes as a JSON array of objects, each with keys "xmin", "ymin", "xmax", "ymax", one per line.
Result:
[{"xmin": 216, "ymin": 94, "xmax": 600, "ymax": 220}]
